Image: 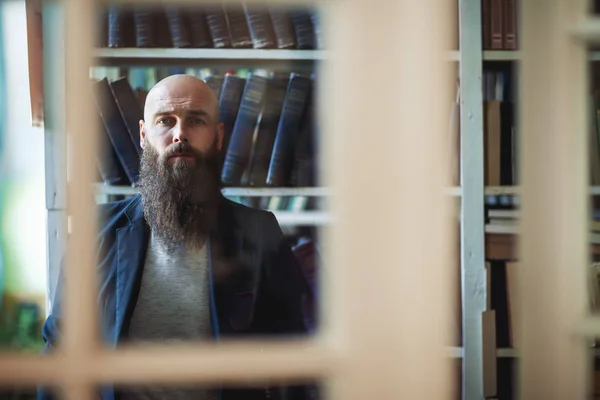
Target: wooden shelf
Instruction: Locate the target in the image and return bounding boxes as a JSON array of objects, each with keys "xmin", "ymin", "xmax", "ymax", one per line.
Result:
[
  {"xmin": 483, "ymin": 50, "xmax": 520, "ymax": 61},
  {"xmin": 486, "ymin": 224, "xmax": 600, "ymax": 243},
  {"xmin": 93, "ymin": 184, "xmax": 333, "ymax": 226},
  {"xmin": 93, "ymin": 48, "xmax": 325, "ymax": 69},
  {"xmin": 94, "ymin": 183, "xmax": 331, "ymax": 197},
  {"xmin": 484, "ymin": 186, "xmax": 600, "ymax": 195},
  {"xmin": 93, "ymin": 184, "xmax": 600, "ymax": 197},
  {"xmin": 496, "ymin": 347, "xmax": 600, "ymax": 358},
  {"xmin": 90, "ymin": 49, "xmax": 600, "ymax": 69},
  {"xmin": 272, "ymin": 211, "xmax": 332, "ymax": 226},
  {"xmin": 482, "ymin": 50, "xmax": 600, "ymax": 61}
]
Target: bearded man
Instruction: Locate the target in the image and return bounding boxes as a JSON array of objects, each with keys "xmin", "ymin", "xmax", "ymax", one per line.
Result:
[{"xmin": 38, "ymin": 75, "xmax": 316, "ymax": 400}]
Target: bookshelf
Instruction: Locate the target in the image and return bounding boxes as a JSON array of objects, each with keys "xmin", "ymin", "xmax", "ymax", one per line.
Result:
[
  {"xmin": 41, "ymin": 1, "xmax": 506, "ymax": 399},
  {"xmin": 24, "ymin": 0, "xmax": 600, "ymax": 399}
]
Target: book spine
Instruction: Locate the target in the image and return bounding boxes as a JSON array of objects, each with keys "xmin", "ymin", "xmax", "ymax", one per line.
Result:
[
  {"xmin": 187, "ymin": 11, "xmax": 213, "ymax": 48},
  {"xmin": 93, "ymin": 78, "xmax": 141, "ymax": 184},
  {"xmin": 290, "ymin": 81, "xmax": 315, "ymax": 187},
  {"xmin": 244, "ymin": 4, "xmax": 277, "ymax": 49},
  {"xmin": 268, "ymin": 7, "xmax": 297, "ymax": 49},
  {"xmin": 164, "ymin": 7, "xmax": 192, "ymax": 48},
  {"xmin": 97, "ymin": 125, "xmax": 131, "ymax": 186},
  {"xmin": 109, "ymin": 77, "xmax": 144, "ymax": 157},
  {"xmin": 310, "ymin": 10, "xmax": 323, "ymax": 49},
  {"xmin": 290, "ymin": 8, "xmax": 315, "ymax": 49},
  {"xmin": 248, "ymin": 76, "xmax": 288, "ymax": 186},
  {"xmin": 490, "ymin": 0, "xmax": 504, "ymax": 50},
  {"xmin": 482, "ymin": 0, "xmax": 491, "ymax": 50},
  {"xmin": 222, "ymin": 75, "xmax": 268, "ymax": 186},
  {"xmin": 503, "ymin": 0, "xmax": 517, "ymax": 50},
  {"xmin": 218, "ymin": 75, "xmax": 247, "ymax": 162},
  {"xmin": 225, "ymin": 5, "xmax": 253, "ymax": 48},
  {"xmin": 96, "ymin": 7, "xmax": 108, "ymax": 48},
  {"xmin": 133, "ymin": 9, "xmax": 155, "ymax": 47},
  {"xmin": 107, "ymin": 6, "xmax": 127, "ymax": 48},
  {"xmin": 206, "ymin": 75, "xmax": 224, "ymax": 99},
  {"xmin": 206, "ymin": 6, "xmax": 232, "ymax": 48},
  {"xmin": 266, "ymin": 74, "xmax": 312, "ymax": 186}
]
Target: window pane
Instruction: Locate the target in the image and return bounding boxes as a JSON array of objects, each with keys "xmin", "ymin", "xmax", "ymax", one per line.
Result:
[{"xmin": 0, "ymin": 0, "xmax": 48, "ymax": 355}]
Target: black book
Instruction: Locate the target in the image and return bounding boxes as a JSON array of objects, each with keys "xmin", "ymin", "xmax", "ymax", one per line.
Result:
[
  {"xmin": 109, "ymin": 77, "xmax": 144, "ymax": 157},
  {"xmin": 93, "ymin": 78, "xmax": 141, "ymax": 184}
]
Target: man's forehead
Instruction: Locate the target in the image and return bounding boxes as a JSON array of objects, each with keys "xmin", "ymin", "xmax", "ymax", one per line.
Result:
[
  {"xmin": 152, "ymin": 97, "xmax": 208, "ymax": 109},
  {"xmin": 144, "ymin": 77, "xmax": 219, "ymax": 119},
  {"xmin": 148, "ymin": 94, "xmax": 214, "ymax": 116}
]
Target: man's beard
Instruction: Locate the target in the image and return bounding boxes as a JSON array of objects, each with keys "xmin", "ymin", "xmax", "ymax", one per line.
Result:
[{"xmin": 138, "ymin": 140, "xmax": 222, "ymax": 250}]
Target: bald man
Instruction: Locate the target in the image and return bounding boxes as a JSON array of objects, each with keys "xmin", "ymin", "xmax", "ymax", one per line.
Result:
[{"xmin": 38, "ymin": 75, "xmax": 317, "ymax": 400}]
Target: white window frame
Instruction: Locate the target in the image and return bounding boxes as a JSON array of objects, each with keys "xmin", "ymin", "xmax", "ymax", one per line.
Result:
[{"xmin": 3, "ymin": 0, "xmax": 600, "ymax": 398}]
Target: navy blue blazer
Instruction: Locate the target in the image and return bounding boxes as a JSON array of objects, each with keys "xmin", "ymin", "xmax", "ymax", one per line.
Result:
[{"xmin": 39, "ymin": 195, "xmax": 317, "ymax": 400}]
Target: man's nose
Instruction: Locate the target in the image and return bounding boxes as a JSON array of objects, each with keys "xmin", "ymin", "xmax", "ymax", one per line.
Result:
[{"xmin": 172, "ymin": 121, "xmax": 189, "ymax": 143}]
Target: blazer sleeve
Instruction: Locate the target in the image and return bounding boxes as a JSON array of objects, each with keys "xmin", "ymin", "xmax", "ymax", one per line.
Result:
[
  {"xmin": 37, "ymin": 270, "xmax": 63, "ymax": 400},
  {"xmin": 259, "ymin": 212, "xmax": 320, "ymax": 400},
  {"xmin": 260, "ymin": 211, "xmax": 316, "ymax": 334}
]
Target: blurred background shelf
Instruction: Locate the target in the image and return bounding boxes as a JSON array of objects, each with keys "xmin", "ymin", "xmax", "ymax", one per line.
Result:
[
  {"xmin": 93, "ymin": 184, "xmax": 600, "ymax": 197},
  {"xmin": 93, "ymin": 183, "xmax": 331, "ymax": 197},
  {"xmin": 93, "ymin": 48, "xmax": 325, "ymax": 70}
]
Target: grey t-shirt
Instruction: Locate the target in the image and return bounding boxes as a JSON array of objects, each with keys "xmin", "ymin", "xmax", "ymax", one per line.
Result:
[{"xmin": 122, "ymin": 233, "xmax": 217, "ymax": 400}]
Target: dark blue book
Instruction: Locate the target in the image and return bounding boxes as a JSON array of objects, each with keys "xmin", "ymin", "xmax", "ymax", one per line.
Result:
[
  {"xmin": 218, "ymin": 74, "xmax": 246, "ymax": 162},
  {"xmin": 221, "ymin": 74, "xmax": 268, "ymax": 186},
  {"xmin": 266, "ymin": 73, "xmax": 312, "ymax": 186},
  {"xmin": 247, "ymin": 75, "xmax": 289, "ymax": 186}
]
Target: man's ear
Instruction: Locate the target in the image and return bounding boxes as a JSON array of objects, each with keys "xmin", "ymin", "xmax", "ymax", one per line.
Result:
[
  {"xmin": 139, "ymin": 119, "xmax": 146, "ymax": 149},
  {"xmin": 216, "ymin": 122, "xmax": 224, "ymax": 151}
]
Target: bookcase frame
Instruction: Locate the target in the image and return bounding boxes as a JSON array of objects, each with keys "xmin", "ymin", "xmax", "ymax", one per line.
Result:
[
  {"xmin": 43, "ymin": 0, "xmax": 477, "ymax": 398},
  {"xmin": 28, "ymin": 0, "xmax": 600, "ymax": 399},
  {"xmin": 32, "ymin": 0, "xmax": 457, "ymax": 399}
]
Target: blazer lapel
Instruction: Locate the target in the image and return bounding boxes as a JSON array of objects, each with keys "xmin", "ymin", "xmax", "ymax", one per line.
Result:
[
  {"xmin": 210, "ymin": 198, "xmax": 259, "ymax": 336},
  {"xmin": 114, "ymin": 197, "xmax": 149, "ymax": 344}
]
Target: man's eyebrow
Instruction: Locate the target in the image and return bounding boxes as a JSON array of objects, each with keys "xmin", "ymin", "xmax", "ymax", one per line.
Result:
[{"xmin": 152, "ymin": 109, "xmax": 210, "ymax": 118}]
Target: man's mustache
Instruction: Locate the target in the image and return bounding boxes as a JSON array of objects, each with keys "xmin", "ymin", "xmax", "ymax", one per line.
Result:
[{"xmin": 161, "ymin": 142, "xmax": 202, "ymax": 161}]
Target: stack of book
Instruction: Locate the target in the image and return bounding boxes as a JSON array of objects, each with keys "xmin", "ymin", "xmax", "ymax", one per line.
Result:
[
  {"xmin": 99, "ymin": 3, "xmax": 323, "ymax": 50},
  {"xmin": 481, "ymin": 0, "xmax": 518, "ymax": 50},
  {"xmin": 93, "ymin": 71, "xmax": 318, "ymax": 192}
]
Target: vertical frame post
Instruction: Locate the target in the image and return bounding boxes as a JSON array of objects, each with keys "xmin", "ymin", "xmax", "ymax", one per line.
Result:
[
  {"xmin": 43, "ymin": 0, "xmax": 67, "ymax": 315},
  {"xmin": 62, "ymin": 0, "xmax": 97, "ymax": 397},
  {"xmin": 519, "ymin": 0, "xmax": 590, "ymax": 398},
  {"xmin": 324, "ymin": 0, "xmax": 455, "ymax": 398},
  {"xmin": 458, "ymin": 0, "xmax": 486, "ymax": 398}
]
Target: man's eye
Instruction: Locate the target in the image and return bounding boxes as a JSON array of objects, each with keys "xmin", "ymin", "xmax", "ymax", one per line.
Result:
[
  {"xmin": 158, "ymin": 118, "xmax": 173, "ymax": 125},
  {"xmin": 191, "ymin": 118, "xmax": 205, "ymax": 125}
]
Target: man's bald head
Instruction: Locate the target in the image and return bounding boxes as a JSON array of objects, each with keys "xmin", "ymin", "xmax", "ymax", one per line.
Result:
[
  {"xmin": 139, "ymin": 74, "xmax": 224, "ymax": 156},
  {"xmin": 143, "ymin": 74, "xmax": 220, "ymax": 122},
  {"xmin": 137, "ymin": 75, "xmax": 224, "ymax": 248}
]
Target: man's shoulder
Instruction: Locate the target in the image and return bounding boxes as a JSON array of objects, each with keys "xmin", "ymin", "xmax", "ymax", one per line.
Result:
[
  {"xmin": 222, "ymin": 196, "xmax": 276, "ymax": 225},
  {"xmin": 96, "ymin": 194, "xmax": 143, "ymax": 232}
]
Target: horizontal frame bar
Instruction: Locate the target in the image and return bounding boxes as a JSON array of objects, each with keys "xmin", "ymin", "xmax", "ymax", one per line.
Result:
[
  {"xmin": 0, "ymin": 340, "xmax": 338, "ymax": 386},
  {"xmin": 570, "ymin": 17, "xmax": 600, "ymax": 43}
]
